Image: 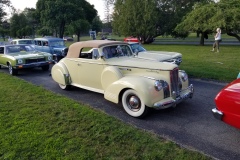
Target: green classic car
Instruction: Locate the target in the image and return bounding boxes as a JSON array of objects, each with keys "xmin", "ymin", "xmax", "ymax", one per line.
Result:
[
  {"xmin": 51, "ymin": 40, "xmax": 194, "ymax": 118},
  {"xmin": 0, "ymin": 44, "xmax": 53, "ymax": 75}
]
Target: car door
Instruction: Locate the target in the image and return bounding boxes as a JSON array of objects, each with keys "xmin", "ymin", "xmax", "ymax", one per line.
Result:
[
  {"xmin": 0, "ymin": 47, "xmax": 4, "ymax": 65},
  {"xmin": 77, "ymin": 57, "xmax": 104, "ymax": 92},
  {"xmin": 34, "ymin": 40, "xmax": 43, "ymax": 52}
]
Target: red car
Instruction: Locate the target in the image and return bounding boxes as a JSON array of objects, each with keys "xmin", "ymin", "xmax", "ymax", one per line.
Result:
[
  {"xmin": 212, "ymin": 78, "xmax": 240, "ymax": 129},
  {"xmin": 123, "ymin": 37, "xmax": 139, "ymax": 42}
]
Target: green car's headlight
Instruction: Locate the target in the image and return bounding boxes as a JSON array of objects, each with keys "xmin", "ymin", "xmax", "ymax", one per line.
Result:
[
  {"xmin": 48, "ymin": 56, "xmax": 52, "ymax": 61},
  {"xmin": 17, "ymin": 59, "xmax": 23, "ymax": 64}
]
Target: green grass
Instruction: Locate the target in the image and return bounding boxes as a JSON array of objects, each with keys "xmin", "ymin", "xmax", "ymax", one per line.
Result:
[{"xmin": 0, "ymin": 73, "xmax": 211, "ymax": 159}]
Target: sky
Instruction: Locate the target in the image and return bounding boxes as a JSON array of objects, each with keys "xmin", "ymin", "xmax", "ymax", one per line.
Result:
[{"xmin": 10, "ymin": 0, "xmax": 105, "ymax": 20}]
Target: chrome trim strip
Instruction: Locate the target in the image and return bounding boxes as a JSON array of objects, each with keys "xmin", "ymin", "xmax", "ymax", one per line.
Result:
[{"xmin": 212, "ymin": 108, "xmax": 223, "ymax": 120}]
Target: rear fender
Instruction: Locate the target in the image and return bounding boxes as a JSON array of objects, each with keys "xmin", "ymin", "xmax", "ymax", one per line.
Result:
[{"xmin": 51, "ymin": 62, "xmax": 70, "ymax": 85}]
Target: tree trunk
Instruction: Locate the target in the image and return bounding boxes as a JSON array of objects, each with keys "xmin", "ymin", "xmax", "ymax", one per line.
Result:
[
  {"xmin": 200, "ymin": 33, "xmax": 205, "ymax": 46},
  {"xmin": 226, "ymin": 32, "xmax": 240, "ymax": 41},
  {"xmin": 77, "ymin": 32, "xmax": 80, "ymax": 42}
]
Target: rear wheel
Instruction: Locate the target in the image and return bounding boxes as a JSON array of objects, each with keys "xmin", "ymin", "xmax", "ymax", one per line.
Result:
[
  {"xmin": 59, "ymin": 83, "xmax": 71, "ymax": 90},
  {"xmin": 122, "ymin": 89, "xmax": 149, "ymax": 118},
  {"xmin": 8, "ymin": 64, "xmax": 18, "ymax": 75}
]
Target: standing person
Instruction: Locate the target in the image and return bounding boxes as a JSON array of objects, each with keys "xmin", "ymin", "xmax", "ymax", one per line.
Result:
[{"xmin": 211, "ymin": 28, "xmax": 222, "ymax": 52}]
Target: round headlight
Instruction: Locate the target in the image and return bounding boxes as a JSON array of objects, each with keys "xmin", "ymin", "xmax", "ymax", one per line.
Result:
[
  {"xmin": 180, "ymin": 71, "xmax": 188, "ymax": 82},
  {"xmin": 48, "ymin": 56, "xmax": 52, "ymax": 60},
  {"xmin": 154, "ymin": 80, "xmax": 163, "ymax": 91},
  {"xmin": 17, "ymin": 59, "xmax": 23, "ymax": 64}
]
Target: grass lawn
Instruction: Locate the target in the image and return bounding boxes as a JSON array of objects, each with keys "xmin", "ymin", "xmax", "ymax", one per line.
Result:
[
  {"xmin": 143, "ymin": 44, "xmax": 240, "ymax": 83},
  {"xmin": 0, "ymin": 35, "xmax": 239, "ymax": 159},
  {"xmin": 0, "ymin": 73, "xmax": 211, "ymax": 159}
]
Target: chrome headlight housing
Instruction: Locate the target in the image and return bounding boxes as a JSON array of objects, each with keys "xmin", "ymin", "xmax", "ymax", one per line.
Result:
[
  {"xmin": 17, "ymin": 59, "xmax": 23, "ymax": 64},
  {"xmin": 180, "ymin": 70, "xmax": 188, "ymax": 82},
  {"xmin": 154, "ymin": 80, "xmax": 163, "ymax": 91},
  {"xmin": 48, "ymin": 56, "xmax": 52, "ymax": 61}
]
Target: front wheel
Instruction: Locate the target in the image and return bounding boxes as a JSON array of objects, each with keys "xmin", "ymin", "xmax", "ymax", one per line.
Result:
[
  {"xmin": 8, "ymin": 64, "xmax": 18, "ymax": 75},
  {"xmin": 122, "ymin": 89, "xmax": 149, "ymax": 118},
  {"xmin": 59, "ymin": 83, "xmax": 71, "ymax": 90}
]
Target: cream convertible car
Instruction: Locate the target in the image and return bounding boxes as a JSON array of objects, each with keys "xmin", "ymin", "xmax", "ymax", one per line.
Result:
[{"xmin": 51, "ymin": 40, "xmax": 194, "ymax": 118}]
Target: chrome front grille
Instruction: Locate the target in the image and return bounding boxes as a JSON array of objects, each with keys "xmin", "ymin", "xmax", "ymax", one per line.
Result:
[
  {"xmin": 170, "ymin": 68, "xmax": 180, "ymax": 97},
  {"xmin": 25, "ymin": 58, "xmax": 45, "ymax": 64}
]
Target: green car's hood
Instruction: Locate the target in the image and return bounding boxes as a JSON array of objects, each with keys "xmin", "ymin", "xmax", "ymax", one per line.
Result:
[{"xmin": 9, "ymin": 51, "xmax": 50, "ymax": 59}]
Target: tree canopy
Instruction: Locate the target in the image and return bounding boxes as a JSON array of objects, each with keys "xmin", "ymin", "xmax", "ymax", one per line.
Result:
[
  {"xmin": 36, "ymin": 0, "xmax": 97, "ymax": 38},
  {"xmin": 112, "ymin": 0, "xmax": 214, "ymax": 43},
  {"xmin": 175, "ymin": 0, "xmax": 240, "ymax": 45}
]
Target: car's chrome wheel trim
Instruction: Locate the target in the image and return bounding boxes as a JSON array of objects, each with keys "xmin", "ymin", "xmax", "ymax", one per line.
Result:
[
  {"xmin": 8, "ymin": 65, "xmax": 13, "ymax": 75},
  {"xmin": 127, "ymin": 95, "xmax": 141, "ymax": 112}
]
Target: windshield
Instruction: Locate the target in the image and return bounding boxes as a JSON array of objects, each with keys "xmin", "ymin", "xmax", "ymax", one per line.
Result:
[
  {"xmin": 18, "ymin": 40, "xmax": 34, "ymax": 44},
  {"xmin": 49, "ymin": 40, "xmax": 65, "ymax": 47},
  {"xmin": 6, "ymin": 45, "xmax": 35, "ymax": 54},
  {"xmin": 102, "ymin": 45, "xmax": 133, "ymax": 59},
  {"xmin": 129, "ymin": 43, "xmax": 146, "ymax": 52}
]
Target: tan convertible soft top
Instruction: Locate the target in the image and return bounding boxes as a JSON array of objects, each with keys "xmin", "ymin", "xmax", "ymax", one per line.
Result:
[{"xmin": 66, "ymin": 40, "xmax": 128, "ymax": 58}]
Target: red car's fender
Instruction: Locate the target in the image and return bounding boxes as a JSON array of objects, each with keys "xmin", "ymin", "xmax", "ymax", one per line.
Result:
[{"xmin": 215, "ymin": 78, "xmax": 240, "ymax": 129}]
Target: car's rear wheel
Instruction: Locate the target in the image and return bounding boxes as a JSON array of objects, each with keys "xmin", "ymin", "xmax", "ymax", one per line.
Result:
[
  {"xmin": 122, "ymin": 89, "xmax": 149, "ymax": 118},
  {"xmin": 8, "ymin": 64, "xmax": 18, "ymax": 75},
  {"xmin": 59, "ymin": 83, "xmax": 71, "ymax": 90},
  {"xmin": 42, "ymin": 65, "xmax": 49, "ymax": 71}
]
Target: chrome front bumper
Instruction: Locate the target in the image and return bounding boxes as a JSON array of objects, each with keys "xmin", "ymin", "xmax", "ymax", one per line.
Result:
[
  {"xmin": 153, "ymin": 84, "xmax": 194, "ymax": 109},
  {"xmin": 212, "ymin": 108, "xmax": 223, "ymax": 120}
]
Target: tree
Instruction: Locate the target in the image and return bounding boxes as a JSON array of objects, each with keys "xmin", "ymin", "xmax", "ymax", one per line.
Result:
[
  {"xmin": 36, "ymin": 0, "xmax": 97, "ymax": 38},
  {"xmin": 0, "ymin": 0, "xmax": 11, "ymax": 22},
  {"xmin": 67, "ymin": 19, "xmax": 90, "ymax": 41},
  {"xmin": 112, "ymin": 0, "xmax": 213, "ymax": 43},
  {"xmin": 10, "ymin": 13, "xmax": 31, "ymax": 38},
  {"xmin": 155, "ymin": 0, "xmax": 213, "ymax": 38},
  {"xmin": 91, "ymin": 16, "xmax": 103, "ymax": 33},
  {"xmin": 112, "ymin": 0, "xmax": 158, "ymax": 44},
  {"xmin": 175, "ymin": 0, "xmax": 240, "ymax": 45},
  {"xmin": 175, "ymin": 3, "xmax": 216, "ymax": 45}
]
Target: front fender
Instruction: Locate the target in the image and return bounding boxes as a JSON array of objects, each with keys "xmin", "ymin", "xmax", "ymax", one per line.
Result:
[
  {"xmin": 104, "ymin": 76, "xmax": 164, "ymax": 106},
  {"xmin": 51, "ymin": 62, "xmax": 70, "ymax": 85}
]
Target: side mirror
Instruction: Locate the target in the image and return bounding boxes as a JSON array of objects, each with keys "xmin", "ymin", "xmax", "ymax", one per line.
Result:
[{"xmin": 134, "ymin": 49, "xmax": 139, "ymax": 56}]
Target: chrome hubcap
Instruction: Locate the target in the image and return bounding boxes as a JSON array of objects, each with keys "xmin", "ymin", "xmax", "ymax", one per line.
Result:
[{"xmin": 128, "ymin": 95, "xmax": 141, "ymax": 111}]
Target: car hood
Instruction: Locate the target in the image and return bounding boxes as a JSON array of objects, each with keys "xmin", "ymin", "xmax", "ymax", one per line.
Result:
[
  {"xmin": 106, "ymin": 57, "xmax": 177, "ymax": 70},
  {"xmin": 9, "ymin": 51, "xmax": 50, "ymax": 59},
  {"xmin": 52, "ymin": 46, "xmax": 67, "ymax": 50},
  {"xmin": 137, "ymin": 51, "xmax": 182, "ymax": 61}
]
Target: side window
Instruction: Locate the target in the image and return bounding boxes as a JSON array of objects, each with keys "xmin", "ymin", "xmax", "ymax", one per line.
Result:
[
  {"xmin": 0, "ymin": 47, "xmax": 4, "ymax": 54},
  {"xmin": 93, "ymin": 49, "xmax": 99, "ymax": 59},
  {"xmin": 43, "ymin": 41, "xmax": 49, "ymax": 46},
  {"xmin": 37, "ymin": 41, "xmax": 42, "ymax": 46}
]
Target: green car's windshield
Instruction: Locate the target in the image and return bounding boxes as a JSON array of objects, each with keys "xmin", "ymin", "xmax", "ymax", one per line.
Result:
[{"xmin": 6, "ymin": 45, "xmax": 35, "ymax": 54}]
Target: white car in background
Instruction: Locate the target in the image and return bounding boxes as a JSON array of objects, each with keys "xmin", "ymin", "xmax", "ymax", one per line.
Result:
[{"xmin": 128, "ymin": 42, "xmax": 182, "ymax": 65}]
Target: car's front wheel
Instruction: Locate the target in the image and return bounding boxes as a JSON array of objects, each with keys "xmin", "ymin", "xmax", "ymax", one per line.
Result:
[
  {"xmin": 122, "ymin": 89, "xmax": 149, "ymax": 118},
  {"xmin": 59, "ymin": 83, "xmax": 71, "ymax": 90},
  {"xmin": 8, "ymin": 64, "xmax": 18, "ymax": 75}
]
